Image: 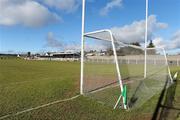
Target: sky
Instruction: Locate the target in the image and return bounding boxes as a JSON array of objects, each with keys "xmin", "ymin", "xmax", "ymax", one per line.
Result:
[{"xmin": 0, "ymin": 0, "xmax": 179, "ymax": 54}]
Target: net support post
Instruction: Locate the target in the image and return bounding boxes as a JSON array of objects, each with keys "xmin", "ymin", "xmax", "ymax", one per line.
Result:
[
  {"xmin": 114, "ymin": 85, "xmax": 127, "ymax": 109},
  {"xmin": 162, "ymin": 48, "xmax": 173, "ymax": 83},
  {"xmin": 114, "ymin": 95, "xmax": 122, "ymax": 109},
  {"xmin": 107, "ymin": 30, "xmax": 127, "ymax": 109}
]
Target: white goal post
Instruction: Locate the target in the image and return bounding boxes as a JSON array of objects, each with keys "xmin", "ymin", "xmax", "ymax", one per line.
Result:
[{"xmin": 80, "ymin": 0, "xmax": 173, "ymax": 109}]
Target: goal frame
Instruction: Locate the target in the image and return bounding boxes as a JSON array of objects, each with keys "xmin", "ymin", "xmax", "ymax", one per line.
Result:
[{"xmin": 80, "ymin": 0, "xmax": 173, "ymax": 110}]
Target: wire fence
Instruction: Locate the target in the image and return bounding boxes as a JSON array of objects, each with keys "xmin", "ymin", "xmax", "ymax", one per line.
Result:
[
  {"xmin": 168, "ymin": 59, "xmax": 180, "ymax": 66},
  {"xmin": 85, "ymin": 56, "xmax": 180, "ymax": 66}
]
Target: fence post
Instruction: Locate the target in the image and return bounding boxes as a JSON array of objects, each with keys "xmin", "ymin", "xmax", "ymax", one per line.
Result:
[
  {"xmin": 177, "ymin": 59, "xmax": 179, "ymax": 66},
  {"xmin": 127, "ymin": 58, "xmax": 129, "ymax": 64},
  {"xmin": 154, "ymin": 59, "xmax": 156, "ymax": 65}
]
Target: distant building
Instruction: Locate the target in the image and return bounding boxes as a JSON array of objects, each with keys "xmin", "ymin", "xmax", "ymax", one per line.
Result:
[
  {"xmin": 85, "ymin": 51, "xmax": 106, "ymax": 57},
  {"xmin": 0, "ymin": 53, "xmax": 18, "ymax": 57},
  {"xmin": 0, "ymin": 53, "xmax": 18, "ymax": 59},
  {"xmin": 36, "ymin": 52, "xmax": 80, "ymax": 61}
]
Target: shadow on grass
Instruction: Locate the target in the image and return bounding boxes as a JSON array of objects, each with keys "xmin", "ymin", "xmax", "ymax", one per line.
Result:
[{"xmin": 152, "ymin": 79, "xmax": 179, "ymax": 120}]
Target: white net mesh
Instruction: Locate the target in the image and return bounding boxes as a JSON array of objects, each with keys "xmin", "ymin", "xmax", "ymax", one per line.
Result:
[
  {"xmin": 83, "ymin": 38, "xmax": 120, "ymax": 107},
  {"xmin": 119, "ymin": 46, "xmax": 170, "ymax": 109},
  {"xmin": 83, "ymin": 31, "xmax": 172, "ymax": 109}
]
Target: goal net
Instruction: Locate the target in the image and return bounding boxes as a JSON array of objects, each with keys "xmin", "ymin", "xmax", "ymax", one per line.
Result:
[
  {"xmin": 83, "ymin": 37, "xmax": 122, "ymax": 108},
  {"xmin": 123, "ymin": 47, "xmax": 172, "ymax": 109},
  {"xmin": 82, "ymin": 30, "xmax": 172, "ymax": 109}
]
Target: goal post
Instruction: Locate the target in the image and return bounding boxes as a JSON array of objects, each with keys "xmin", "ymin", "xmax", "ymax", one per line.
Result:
[
  {"xmin": 80, "ymin": 0, "xmax": 86, "ymax": 95},
  {"xmin": 80, "ymin": 0, "xmax": 173, "ymax": 110},
  {"xmin": 144, "ymin": 0, "xmax": 149, "ymax": 78},
  {"xmin": 81, "ymin": 29, "xmax": 173, "ymax": 109}
]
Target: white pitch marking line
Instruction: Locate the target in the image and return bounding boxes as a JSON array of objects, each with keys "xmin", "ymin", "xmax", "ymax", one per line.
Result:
[{"xmin": 0, "ymin": 95, "xmax": 80, "ymax": 120}]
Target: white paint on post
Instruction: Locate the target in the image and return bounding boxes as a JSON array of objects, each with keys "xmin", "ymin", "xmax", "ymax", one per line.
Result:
[{"xmin": 80, "ymin": 0, "xmax": 86, "ymax": 95}]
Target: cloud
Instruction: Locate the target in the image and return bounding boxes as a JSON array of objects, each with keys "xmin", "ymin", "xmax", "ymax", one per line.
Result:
[
  {"xmin": 171, "ymin": 30, "xmax": 180, "ymax": 49},
  {"xmin": 111, "ymin": 15, "xmax": 168, "ymax": 44},
  {"xmin": 153, "ymin": 30, "xmax": 180, "ymax": 50},
  {"xmin": 46, "ymin": 32, "xmax": 63, "ymax": 48},
  {"xmin": 64, "ymin": 44, "xmax": 80, "ymax": 52},
  {"xmin": 153, "ymin": 37, "xmax": 168, "ymax": 49},
  {"xmin": 0, "ymin": 0, "xmax": 61, "ymax": 27},
  {"xmin": 41, "ymin": 0, "xmax": 80, "ymax": 13},
  {"xmin": 86, "ymin": 44, "xmax": 108, "ymax": 51},
  {"xmin": 63, "ymin": 40, "xmax": 109, "ymax": 52},
  {"xmin": 100, "ymin": 0, "xmax": 123, "ymax": 16}
]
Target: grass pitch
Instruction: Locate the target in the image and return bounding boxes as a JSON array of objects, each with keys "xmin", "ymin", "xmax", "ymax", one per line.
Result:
[{"xmin": 0, "ymin": 59, "xmax": 179, "ymax": 120}]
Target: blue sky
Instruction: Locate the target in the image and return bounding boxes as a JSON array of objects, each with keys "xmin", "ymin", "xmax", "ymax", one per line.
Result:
[{"xmin": 0, "ymin": 0, "xmax": 179, "ymax": 54}]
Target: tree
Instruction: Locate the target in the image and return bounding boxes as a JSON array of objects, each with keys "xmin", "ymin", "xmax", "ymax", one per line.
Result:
[
  {"xmin": 147, "ymin": 40, "xmax": 156, "ymax": 55},
  {"xmin": 27, "ymin": 52, "xmax": 31, "ymax": 57},
  {"xmin": 147, "ymin": 40, "xmax": 155, "ymax": 48},
  {"xmin": 106, "ymin": 48, "xmax": 113, "ymax": 56},
  {"xmin": 131, "ymin": 42, "xmax": 141, "ymax": 46}
]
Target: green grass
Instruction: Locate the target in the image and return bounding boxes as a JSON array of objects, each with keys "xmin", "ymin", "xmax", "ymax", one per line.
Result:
[
  {"xmin": 84, "ymin": 62, "xmax": 144, "ymax": 78},
  {"xmin": 84, "ymin": 62, "xmax": 170, "ymax": 109},
  {"xmin": 0, "ymin": 59, "xmax": 179, "ymax": 120},
  {"xmin": 159, "ymin": 66, "xmax": 180, "ymax": 120},
  {"xmin": 0, "ymin": 59, "xmax": 80, "ymax": 117}
]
